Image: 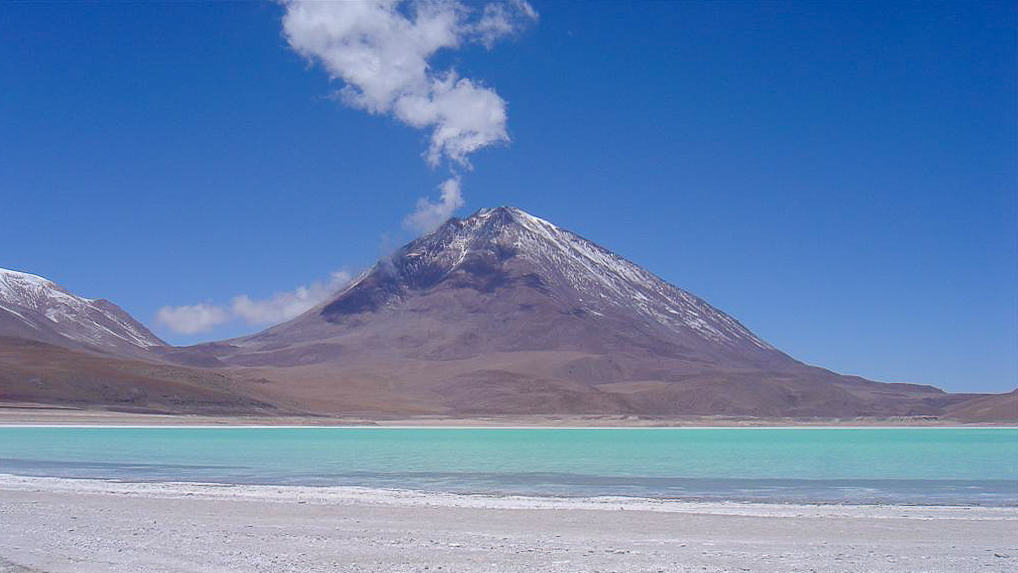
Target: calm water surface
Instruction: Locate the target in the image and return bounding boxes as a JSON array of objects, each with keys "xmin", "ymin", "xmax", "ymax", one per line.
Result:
[{"xmin": 0, "ymin": 427, "xmax": 1014, "ymax": 505}]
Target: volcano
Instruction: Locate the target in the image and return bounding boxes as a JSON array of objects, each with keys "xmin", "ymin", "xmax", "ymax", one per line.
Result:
[{"xmin": 187, "ymin": 207, "xmax": 979, "ymax": 419}]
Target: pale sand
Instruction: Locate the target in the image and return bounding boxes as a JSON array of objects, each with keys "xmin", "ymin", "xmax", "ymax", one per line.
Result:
[{"xmin": 0, "ymin": 475, "xmax": 1015, "ymax": 572}]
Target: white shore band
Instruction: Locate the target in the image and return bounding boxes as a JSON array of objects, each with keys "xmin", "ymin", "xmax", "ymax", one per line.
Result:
[{"xmin": 0, "ymin": 473, "xmax": 1014, "ymax": 519}]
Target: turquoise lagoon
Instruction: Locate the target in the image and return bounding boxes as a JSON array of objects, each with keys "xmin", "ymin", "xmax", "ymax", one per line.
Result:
[{"xmin": 0, "ymin": 427, "xmax": 1014, "ymax": 505}]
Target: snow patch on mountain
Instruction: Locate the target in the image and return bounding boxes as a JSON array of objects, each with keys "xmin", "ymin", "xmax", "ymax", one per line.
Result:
[{"xmin": 0, "ymin": 267, "xmax": 163, "ymax": 349}]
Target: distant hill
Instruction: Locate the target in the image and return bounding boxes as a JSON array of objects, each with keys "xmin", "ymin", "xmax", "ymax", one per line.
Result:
[
  {"xmin": 0, "ymin": 268, "xmax": 271, "ymax": 414},
  {"xmin": 0, "ymin": 267, "xmax": 163, "ymax": 355},
  {"xmin": 944, "ymin": 389, "xmax": 1018, "ymax": 422},
  {"xmin": 0, "ymin": 336, "xmax": 273, "ymax": 415}
]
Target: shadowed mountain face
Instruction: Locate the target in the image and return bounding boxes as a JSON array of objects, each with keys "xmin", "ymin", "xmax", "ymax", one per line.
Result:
[{"xmin": 189, "ymin": 207, "xmax": 989, "ymax": 419}]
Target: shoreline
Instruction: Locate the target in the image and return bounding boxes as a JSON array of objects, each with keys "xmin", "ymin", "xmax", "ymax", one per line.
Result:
[
  {"xmin": 7, "ymin": 423, "xmax": 1018, "ymax": 427},
  {"xmin": 1, "ymin": 473, "xmax": 1017, "ymax": 515},
  {"xmin": 1, "ymin": 405, "xmax": 1014, "ymax": 427},
  {"xmin": 1, "ymin": 474, "xmax": 1015, "ymax": 573}
]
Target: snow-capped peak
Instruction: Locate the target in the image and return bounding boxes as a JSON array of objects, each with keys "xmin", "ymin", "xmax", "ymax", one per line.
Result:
[
  {"xmin": 473, "ymin": 206, "xmax": 559, "ymax": 231},
  {"xmin": 0, "ymin": 266, "xmax": 164, "ymax": 350},
  {"xmin": 1, "ymin": 267, "xmax": 92, "ymax": 302},
  {"xmin": 371, "ymin": 207, "xmax": 774, "ymax": 351}
]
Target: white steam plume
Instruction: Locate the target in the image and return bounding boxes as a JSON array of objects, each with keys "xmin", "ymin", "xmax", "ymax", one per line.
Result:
[
  {"xmin": 280, "ymin": 0, "xmax": 536, "ymax": 231},
  {"xmin": 403, "ymin": 176, "xmax": 464, "ymax": 233}
]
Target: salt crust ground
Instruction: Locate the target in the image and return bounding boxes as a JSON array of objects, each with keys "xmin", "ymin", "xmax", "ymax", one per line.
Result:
[{"xmin": 0, "ymin": 475, "xmax": 1015, "ymax": 572}]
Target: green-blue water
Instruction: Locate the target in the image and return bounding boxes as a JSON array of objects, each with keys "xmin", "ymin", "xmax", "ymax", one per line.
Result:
[{"xmin": 0, "ymin": 427, "xmax": 1015, "ymax": 505}]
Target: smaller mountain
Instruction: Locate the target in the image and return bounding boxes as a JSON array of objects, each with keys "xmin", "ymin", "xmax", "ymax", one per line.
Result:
[
  {"xmin": 0, "ymin": 267, "xmax": 164, "ymax": 355},
  {"xmin": 0, "ymin": 268, "xmax": 278, "ymax": 414}
]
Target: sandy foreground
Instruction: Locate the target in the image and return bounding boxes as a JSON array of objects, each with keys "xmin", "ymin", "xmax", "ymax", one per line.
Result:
[{"xmin": 0, "ymin": 475, "xmax": 1014, "ymax": 573}]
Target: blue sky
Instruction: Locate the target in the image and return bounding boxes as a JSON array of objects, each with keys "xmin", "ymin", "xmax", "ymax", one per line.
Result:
[{"xmin": 1, "ymin": 1, "xmax": 1014, "ymax": 392}]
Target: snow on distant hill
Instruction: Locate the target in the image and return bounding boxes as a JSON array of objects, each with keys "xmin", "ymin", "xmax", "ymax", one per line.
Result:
[{"xmin": 0, "ymin": 267, "xmax": 163, "ymax": 352}]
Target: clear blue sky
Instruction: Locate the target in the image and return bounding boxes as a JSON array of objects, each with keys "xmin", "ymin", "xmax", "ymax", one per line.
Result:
[{"xmin": 1, "ymin": 1, "xmax": 1014, "ymax": 392}]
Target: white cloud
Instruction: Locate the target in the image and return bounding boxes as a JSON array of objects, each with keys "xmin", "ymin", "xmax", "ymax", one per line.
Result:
[
  {"xmin": 231, "ymin": 271, "xmax": 352, "ymax": 325},
  {"xmin": 155, "ymin": 303, "xmax": 230, "ymax": 335},
  {"xmin": 403, "ymin": 176, "xmax": 465, "ymax": 233},
  {"xmin": 281, "ymin": 0, "xmax": 535, "ymax": 168},
  {"xmin": 156, "ymin": 271, "xmax": 352, "ymax": 335},
  {"xmin": 473, "ymin": 0, "xmax": 538, "ymax": 48},
  {"xmin": 393, "ymin": 72, "xmax": 509, "ymax": 166},
  {"xmin": 281, "ymin": 0, "xmax": 536, "ymax": 231}
]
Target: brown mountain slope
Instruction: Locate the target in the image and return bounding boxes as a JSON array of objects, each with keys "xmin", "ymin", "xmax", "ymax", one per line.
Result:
[
  {"xmin": 0, "ymin": 337, "xmax": 276, "ymax": 415},
  {"xmin": 945, "ymin": 390, "xmax": 1018, "ymax": 422}
]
